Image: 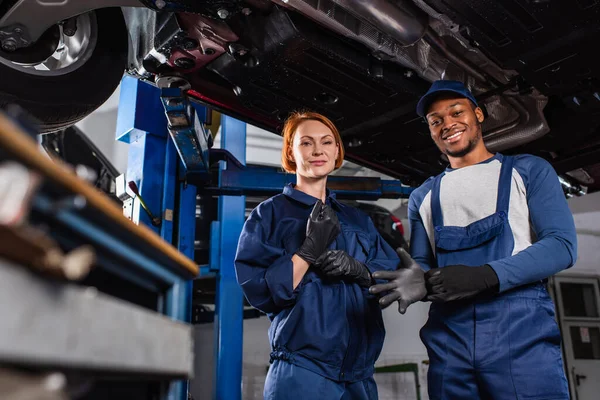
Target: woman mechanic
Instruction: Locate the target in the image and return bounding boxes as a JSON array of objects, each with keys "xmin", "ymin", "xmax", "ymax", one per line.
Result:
[{"xmin": 234, "ymin": 111, "xmax": 400, "ymax": 399}]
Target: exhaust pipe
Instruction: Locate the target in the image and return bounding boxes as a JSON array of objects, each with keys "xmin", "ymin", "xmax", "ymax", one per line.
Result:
[
  {"xmin": 331, "ymin": 0, "xmax": 428, "ymax": 46},
  {"xmin": 274, "ymin": 0, "xmax": 428, "ymax": 47}
]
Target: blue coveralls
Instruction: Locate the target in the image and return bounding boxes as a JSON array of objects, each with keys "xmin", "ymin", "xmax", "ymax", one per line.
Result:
[
  {"xmin": 235, "ymin": 184, "xmax": 399, "ymax": 400},
  {"xmin": 420, "ymin": 156, "xmax": 570, "ymax": 399}
]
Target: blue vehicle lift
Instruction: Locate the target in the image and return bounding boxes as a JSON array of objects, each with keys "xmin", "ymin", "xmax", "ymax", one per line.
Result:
[
  {"xmin": 116, "ymin": 76, "xmax": 199, "ymax": 400},
  {"xmin": 116, "ymin": 75, "xmax": 414, "ymax": 400}
]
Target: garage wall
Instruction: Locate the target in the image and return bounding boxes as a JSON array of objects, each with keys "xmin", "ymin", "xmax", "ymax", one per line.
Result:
[
  {"xmin": 563, "ymin": 193, "xmax": 600, "ymax": 277},
  {"xmin": 75, "ymin": 84, "xmax": 129, "ymax": 174}
]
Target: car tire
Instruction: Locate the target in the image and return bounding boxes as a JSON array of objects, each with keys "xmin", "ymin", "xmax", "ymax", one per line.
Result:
[{"xmin": 0, "ymin": 7, "xmax": 128, "ymax": 132}]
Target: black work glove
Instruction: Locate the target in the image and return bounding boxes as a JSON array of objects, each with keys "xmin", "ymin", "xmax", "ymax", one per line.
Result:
[
  {"xmin": 425, "ymin": 264, "xmax": 499, "ymax": 303},
  {"xmin": 314, "ymin": 250, "xmax": 372, "ymax": 287},
  {"xmin": 369, "ymin": 248, "xmax": 427, "ymax": 314},
  {"xmin": 295, "ymin": 200, "xmax": 341, "ymax": 265}
]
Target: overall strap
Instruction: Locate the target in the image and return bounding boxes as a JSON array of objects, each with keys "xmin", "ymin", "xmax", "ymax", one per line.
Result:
[
  {"xmin": 430, "ymin": 172, "xmax": 445, "ymax": 228},
  {"xmin": 496, "ymin": 155, "xmax": 515, "ymax": 214}
]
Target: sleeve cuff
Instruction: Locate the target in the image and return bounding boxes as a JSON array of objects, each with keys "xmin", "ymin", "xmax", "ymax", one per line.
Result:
[{"xmin": 488, "ymin": 261, "xmax": 511, "ymax": 293}]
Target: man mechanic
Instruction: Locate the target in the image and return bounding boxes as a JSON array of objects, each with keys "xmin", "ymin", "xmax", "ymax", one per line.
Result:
[{"xmin": 369, "ymin": 80, "xmax": 577, "ymax": 399}]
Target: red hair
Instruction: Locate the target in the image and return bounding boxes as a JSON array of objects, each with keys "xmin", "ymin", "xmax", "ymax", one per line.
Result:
[{"xmin": 280, "ymin": 111, "xmax": 345, "ymax": 173}]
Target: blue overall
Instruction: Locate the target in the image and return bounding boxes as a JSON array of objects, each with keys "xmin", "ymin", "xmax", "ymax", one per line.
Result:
[
  {"xmin": 235, "ymin": 184, "xmax": 399, "ymax": 400},
  {"xmin": 264, "ymin": 361, "xmax": 378, "ymax": 400},
  {"xmin": 420, "ymin": 156, "xmax": 570, "ymax": 399}
]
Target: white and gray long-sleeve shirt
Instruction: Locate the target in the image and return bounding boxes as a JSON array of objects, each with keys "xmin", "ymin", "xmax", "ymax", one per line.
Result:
[{"xmin": 408, "ymin": 153, "xmax": 577, "ymax": 292}]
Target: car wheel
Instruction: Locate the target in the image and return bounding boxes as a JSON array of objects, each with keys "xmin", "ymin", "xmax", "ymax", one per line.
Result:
[{"xmin": 0, "ymin": 7, "xmax": 127, "ymax": 132}]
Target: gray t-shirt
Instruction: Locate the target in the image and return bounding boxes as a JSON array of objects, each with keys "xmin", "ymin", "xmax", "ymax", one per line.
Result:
[{"xmin": 408, "ymin": 153, "xmax": 577, "ymax": 292}]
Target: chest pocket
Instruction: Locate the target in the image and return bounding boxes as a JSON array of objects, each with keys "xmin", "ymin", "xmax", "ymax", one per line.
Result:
[
  {"xmin": 435, "ymin": 211, "xmax": 507, "ymax": 251},
  {"xmin": 342, "ymin": 229, "xmax": 371, "ymax": 264}
]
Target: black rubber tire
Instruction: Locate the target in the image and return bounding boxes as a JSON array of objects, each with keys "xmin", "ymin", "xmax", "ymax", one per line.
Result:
[{"xmin": 0, "ymin": 7, "xmax": 128, "ymax": 132}]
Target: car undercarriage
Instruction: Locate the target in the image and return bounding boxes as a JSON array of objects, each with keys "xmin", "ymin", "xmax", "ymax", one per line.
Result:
[{"xmin": 0, "ymin": 0, "xmax": 599, "ymax": 193}]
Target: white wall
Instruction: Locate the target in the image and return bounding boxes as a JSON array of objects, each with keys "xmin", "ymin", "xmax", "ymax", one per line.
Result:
[
  {"xmin": 563, "ymin": 192, "xmax": 600, "ymax": 277},
  {"xmin": 75, "ymin": 84, "xmax": 129, "ymax": 174}
]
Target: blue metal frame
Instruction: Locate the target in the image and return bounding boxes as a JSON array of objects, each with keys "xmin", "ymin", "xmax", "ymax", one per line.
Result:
[
  {"xmin": 205, "ymin": 161, "xmax": 414, "ymax": 200},
  {"xmin": 163, "ymin": 164, "xmax": 197, "ymax": 400},
  {"xmin": 160, "ymin": 86, "xmax": 212, "ymax": 175},
  {"xmin": 116, "ymin": 75, "xmax": 197, "ymax": 400},
  {"xmin": 117, "ymin": 76, "xmax": 168, "ymax": 233},
  {"xmin": 31, "ymin": 195, "xmax": 189, "ymax": 290},
  {"xmin": 160, "ymin": 138, "xmax": 178, "ymax": 244},
  {"xmin": 211, "ymin": 116, "xmax": 246, "ymax": 400}
]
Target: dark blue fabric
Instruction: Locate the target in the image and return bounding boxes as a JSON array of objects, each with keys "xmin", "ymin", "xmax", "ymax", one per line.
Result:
[
  {"xmin": 235, "ymin": 183, "xmax": 399, "ymax": 383},
  {"xmin": 416, "ymin": 79, "xmax": 479, "ymax": 117},
  {"xmin": 421, "ymin": 155, "xmax": 570, "ymax": 399},
  {"xmin": 264, "ymin": 360, "xmax": 378, "ymax": 400},
  {"xmin": 421, "ymin": 284, "xmax": 569, "ymax": 400}
]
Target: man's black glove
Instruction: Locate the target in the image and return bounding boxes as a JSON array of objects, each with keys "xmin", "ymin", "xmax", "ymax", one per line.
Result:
[
  {"xmin": 369, "ymin": 248, "xmax": 427, "ymax": 314},
  {"xmin": 314, "ymin": 250, "xmax": 372, "ymax": 287},
  {"xmin": 425, "ymin": 264, "xmax": 499, "ymax": 302},
  {"xmin": 295, "ymin": 200, "xmax": 341, "ymax": 265}
]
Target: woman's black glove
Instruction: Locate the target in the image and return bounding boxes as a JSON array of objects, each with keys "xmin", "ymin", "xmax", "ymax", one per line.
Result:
[
  {"xmin": 314, "ymin": 250, "xmax": 372, "ymax": 287},
  {"xmin": 425, "ymin": 264, "xmax": 499, "ymax": 302},
  {"xmin": 369, "ymin": 248, "xmax": 427, "ymax": 314},
  {"xmin": 295, "ymin": 200, "xmax": 341, "ymax": 264}
]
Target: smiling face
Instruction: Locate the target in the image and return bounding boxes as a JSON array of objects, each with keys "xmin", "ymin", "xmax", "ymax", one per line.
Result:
[
  {"xmin": 288, "ymin": 119, "xmax": 340, "ymax": 179},
  {"xmin": 426, "ymin": 96, "xmax": 485, "ymax": 159}
]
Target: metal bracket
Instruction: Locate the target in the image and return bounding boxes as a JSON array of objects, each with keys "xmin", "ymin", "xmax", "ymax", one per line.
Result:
[
  {"xmin": 209, "ymin": 148, "xmax": 245, "ymax": 169},
  {"xmin": 559, "ymin": 175, "xmax": 587, "ymax": 198},
  {"xmin": 0, "ymin": 23, "xmax": 30, "ymax": 52},
  {"xmin": 157, "ymin": 76, "xmax": 213, "ymax": 175}
]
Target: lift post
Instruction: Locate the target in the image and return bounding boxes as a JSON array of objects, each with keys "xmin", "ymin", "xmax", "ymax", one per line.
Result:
[
  {"xmin": 211, "ymin": 116, "xmax": 246, "ymax": 400},
  {"xmin": 116, "ymin": 75, "xmax": 197, "ymax": 400},
  {"xmin": 117, "ymin": 75, "xmax": 248, "ymax": 400}
]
